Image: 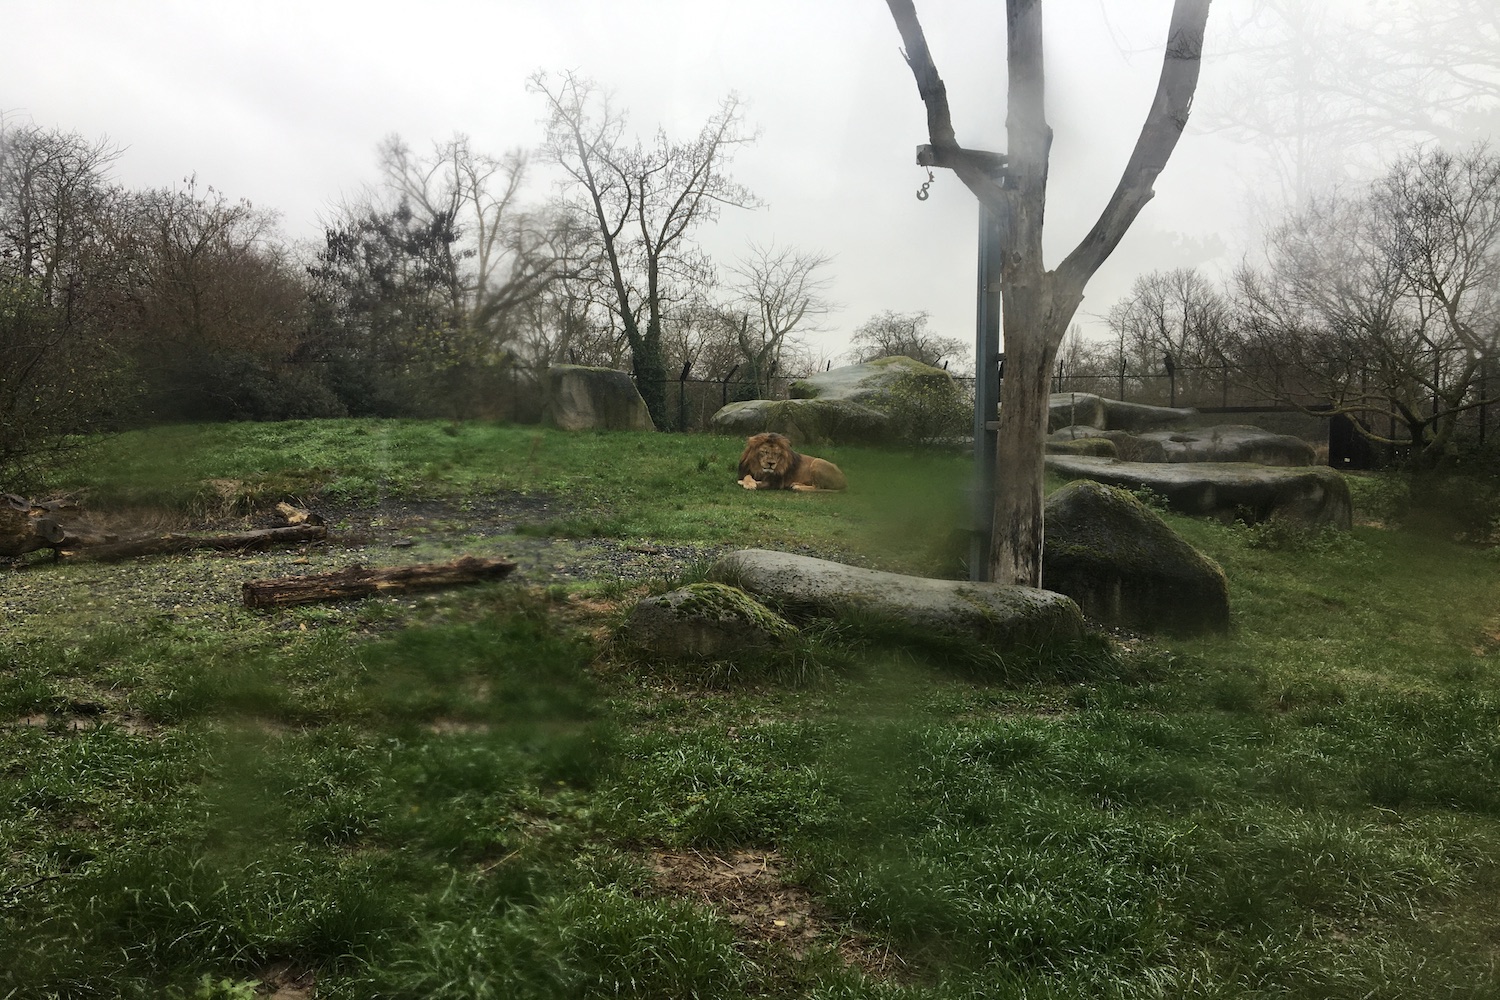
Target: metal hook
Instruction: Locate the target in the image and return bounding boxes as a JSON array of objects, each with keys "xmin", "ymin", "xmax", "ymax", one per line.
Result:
[{"xmin": 916, "ymin": 167, "xmax": 935, "ymax": 201}]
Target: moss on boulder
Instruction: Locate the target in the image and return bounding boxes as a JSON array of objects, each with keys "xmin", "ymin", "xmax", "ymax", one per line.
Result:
[
  {"xmin": 621, "ymin": 582, "xmax": 798, "ymax": 658},
  {"xmin": 1043, "ymin": 480, "xmax": 1229, "ymax": 634},
  {"xmin": 708, "ymin": 398, "xmax": 890, "ymax": 447}
]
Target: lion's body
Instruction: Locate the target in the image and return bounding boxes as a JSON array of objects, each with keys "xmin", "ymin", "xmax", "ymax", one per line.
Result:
[{"xmin": 737, "ymin": 433, "xmax": 847, "ymax": 492}]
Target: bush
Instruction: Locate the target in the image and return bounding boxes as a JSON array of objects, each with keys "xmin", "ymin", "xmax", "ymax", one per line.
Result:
[{"xmin": 881, "ymin": 372, "xmax": 972, "ymax": 448}]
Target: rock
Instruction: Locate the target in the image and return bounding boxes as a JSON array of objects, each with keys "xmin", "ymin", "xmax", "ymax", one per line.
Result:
[
  {"xmin": 1047, "ymin": 392, "xmax": 1195, "ymax": 433},
  {"xmin": 1046, "ymin": 435, "xmax": 1118, "ymax": 458},
  {"xmin": 710, "ymin": 548, "xmax": 1084, "ymax": 649},
  {"xmin": 790, "ymin": 356, "xmax": 956, "ymax": 406},
  {"xmin": 708, "ymin": 398, "xmax": 891, "ymax": 447},
  {"xmin": 1044, "ymin": 480, "xmax": 1229, "ymax": 634},
  {"xmin": 621, "ymin": 582, "xmax": 798, "ymax": 658},
  {"xmin": 542, "ymin": 364, "xmax": 655, "ymax": 431},
  {"xmin": 1135, "ymin": 425, "xmax": 1316, "ymax": 466},
  {"xmin": 1045, "ymin": 455, "xmax": 1353, "ymax": 528},
  {"xmin": 1047, "ymin": 394, "xmax": 1109, "ymax": 432}
]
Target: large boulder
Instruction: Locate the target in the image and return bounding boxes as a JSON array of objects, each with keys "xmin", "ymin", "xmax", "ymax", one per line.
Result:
[
  {"xmin": 710, "ymin": 548, "xmax": 1084, "ymax": 649},
  {"xmin": 1134, "ymin": 425, "xmax": 1316, "ymax": 466},
  {"xmin": 790, "ymin": 356, "xmax": 956, "ymax": 406},
  {"xmin": 1046, "ymin": 454, "xmax": 1353, "ymax": 528},
  {"xmin": 621, "ymin": 582, "xmax": 798, "ymax": 658},
  {"xmin": 1048, "ymin": 392, "xmax": 1195, "ymax": 433},
  {"xmin": 709, "ymin": 398, "xmax": 891, "ymax": 447},
  {"xmin": 542, "ymin": 364, "xmax": 655, "ymax": 431},
  {"xmin": 1044, "ymin": 480, "xmax": 1229, "ymax": 634}
]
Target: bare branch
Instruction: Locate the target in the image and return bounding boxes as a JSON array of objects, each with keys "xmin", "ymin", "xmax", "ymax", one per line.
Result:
[{"xmin": 1057, "ymin": 0, "xmax": 1212, "ymax": 291}]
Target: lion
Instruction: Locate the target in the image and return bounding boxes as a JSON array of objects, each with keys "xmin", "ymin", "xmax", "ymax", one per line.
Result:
[{"xmin": 737, "ymin": 432, "xmax": 847, "ymax": 492}]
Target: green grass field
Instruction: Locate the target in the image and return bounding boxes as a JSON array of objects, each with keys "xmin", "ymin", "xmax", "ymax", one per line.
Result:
[{"xmin": 3, "ymin": 419, "xmax": 1499, "ymax": 999}]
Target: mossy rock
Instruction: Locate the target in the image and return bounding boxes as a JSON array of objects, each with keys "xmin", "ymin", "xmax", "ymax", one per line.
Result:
[
  {"xmin": 710, "ymin": 548, "xmax": 1084, "ymax": 651},
  {"xmin": 1047, "ymin": 436, "xmax": 1118, "ymax": 458},
  {"xmin": 621, "ymin": 582, "xmax": 798, "ymax": 658},
  {"xmin": 1044, "ymin": 480, "xmax": 1229, "ymax": 634},
  {"xmin": 708, "ymin": 398, "xmax": 890, "ymax": 447},
  {"xmin": 790, "ymin": 356, "xmax": 954, "ymax": 407}
]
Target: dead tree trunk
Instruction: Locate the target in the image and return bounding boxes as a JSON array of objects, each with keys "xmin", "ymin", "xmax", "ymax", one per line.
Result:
[
  {"xmin": 886, "ymin": 0, "xmax": 1211, "ymax": 586},
  {"xmin": 64, "ymin": 524, "xmax": 327, "ymax": 563},
  {"xmin": 0, "ymin": 495, "xmax": 66, "ymax": 558},
  {"xmin": 242, "ymin": 556, "xmax": 517, "ymax": 609}
]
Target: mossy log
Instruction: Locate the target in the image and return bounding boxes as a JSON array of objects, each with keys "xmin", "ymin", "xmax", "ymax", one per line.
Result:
[{"xmin": 242, "ymin": 556, "xmax": 517, "ymax": 609}]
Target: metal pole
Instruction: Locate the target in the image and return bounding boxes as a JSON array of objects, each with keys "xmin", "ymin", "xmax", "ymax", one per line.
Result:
[{"xmin": 970, "ymin": 202, "xmax": 1003, "ymax": 582}]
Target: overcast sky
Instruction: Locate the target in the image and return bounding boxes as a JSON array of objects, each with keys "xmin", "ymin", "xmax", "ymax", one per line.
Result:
[{"xmin": 3, "ymin": 0, "xmax": 1257, "ymax": 364}]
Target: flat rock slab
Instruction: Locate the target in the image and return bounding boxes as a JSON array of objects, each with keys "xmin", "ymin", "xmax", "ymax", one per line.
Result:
[
  {"xmin": 1135, "ymin": 425, "xmax": 1316, "ymax": 466},
  {"xmin": 1046, "ymin": 455, "xmax": 1352, "ymax": 528},
  {"xmin": 1048, "ymin": 392, "xmax": 1195, "ymax": 432},
  {"xmin": 711, "ymin": 548, "xmax": 1084, "ymax": 648}
]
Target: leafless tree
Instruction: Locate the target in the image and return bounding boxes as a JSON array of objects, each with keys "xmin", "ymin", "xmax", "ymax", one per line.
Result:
[
  {"xmin": 1208, "ymin": 0, "xmax": 1500, "ymax": 208},
  {"xmin": 1105, "ymin": 267, "xmax": 1230, "ymax": 404},
  {"xmin": 531, "ymin": 70, "xmax": 759, "ymax": 430},
  {"xmin": 722, "ymin": 241, "xmax": 834, "ymax": 396},
  {"xmin": 0, "ymin": 119, "xmax": 128, "ymax": 482},
  {"xmin": 886, "ymin": 0, "xmax": 1211, "ymax": 585},
  {"xmin": 368, "ymin": 134, "xmax": 564, "ymax": 358},
  {"xmin": 847, "ymin": 309, "xmax": 965, "ymax": 369},
  {"xmin": 1229, "ymin": 144, "xmax": 1500, "ymax": 466},
  {"xmin": 0, "ymin": 117, "xmax": 121, "ymax": 300},
  {"xmin": 115, "ymin": 178, "xmax": 312, "ymax": 419}
]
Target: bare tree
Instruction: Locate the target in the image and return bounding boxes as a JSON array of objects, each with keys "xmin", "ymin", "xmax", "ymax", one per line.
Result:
[
  {"xmin": 886, "ymin": 0, "xmax": 1211, "ymax": 585},
  {"xmin": 1105, "ymin": 267, "xmax": 1229, "ymax": 404},
  {"xmin": 0, "ymin": 118, "xmax": 121, "ymax": 300},
  {"xmin": 369, "ymin": 134, "xmax": 563, "ymax": 358},
  {"xmin": 531, "ymin": 70, "xmax": 759, "ymax": 430},
  {"xmin": 724, "ymin": 241, "xmax": 834, "ymax": 396},
  {"xmin": 1230, "ymin": 144, "xmax": 1500, "ymax": 466},
  {"xmin": 847, "ymin": 309, "xmax": 965, "ymax": 369},
  {"xmin": 117, "ymin": 178, "xmax": 312, "ymax": 420},
  {"xmin": 1208, "ymin": 0, "xmax": 1500, "ymax": 208}
]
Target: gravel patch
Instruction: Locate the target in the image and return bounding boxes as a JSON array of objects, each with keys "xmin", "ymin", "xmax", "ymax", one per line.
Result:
[{"xmin": 0, "ymin": 492, "xmax": 725, "ymax": 637}]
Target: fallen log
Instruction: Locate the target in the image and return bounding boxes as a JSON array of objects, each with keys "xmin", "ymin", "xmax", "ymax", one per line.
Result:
[
  {"xmin": 242, "ymin": 555, "xmax": 517, "ymax": 609},
  {"xmin": 1, "ymin": 495, "xmax": 68, "ymax": 558},
  {"xmin": 64, "ymin": 523, "xmax": 328, "ymax": 563}
]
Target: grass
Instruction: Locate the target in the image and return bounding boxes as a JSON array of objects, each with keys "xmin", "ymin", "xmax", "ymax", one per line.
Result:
[{"xmin": 2, "ymin": 418, "xmax": 1499, "ymax": 998}]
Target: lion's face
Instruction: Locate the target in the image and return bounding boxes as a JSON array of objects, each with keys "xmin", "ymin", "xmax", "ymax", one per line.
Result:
[{"xmin": 743, "ymin": 433, "xmax": 794, "ymax": 479}]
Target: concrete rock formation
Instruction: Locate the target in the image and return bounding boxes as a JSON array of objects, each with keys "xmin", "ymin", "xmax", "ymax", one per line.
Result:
[
  {"xmin": 709, "ymin": 398, "xmax": 890, "ymax": 447},
  {"xmin": 1044, "ymin": 480, "xmax": 1229, "ymax": 634},
  {"xmin": 1047, "ymin": 392, "xmax": 1195, "ymax": 433},
  {"xmin": 542, "ymin": 364, "xmax": 655, "ymax": 431},
  {"xmin": 1135, "ymin": 425, "xmax": 1316, "ymax": 466},
  {"xmin": 790, "ymin": 355, "xmax": 955, "ymax": 407},
  {"xmin": 711, "ymin": 548, "xmax": 1084, "ymax": 649},
  {"xmin": 1046, "ymin": 454, "xmax": 1352, "ymax": 528}
]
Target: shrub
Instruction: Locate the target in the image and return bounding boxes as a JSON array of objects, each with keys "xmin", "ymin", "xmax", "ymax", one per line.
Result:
[{"xmin": 881, "ymin": 372, "xmax": 972, "ymax": 448}]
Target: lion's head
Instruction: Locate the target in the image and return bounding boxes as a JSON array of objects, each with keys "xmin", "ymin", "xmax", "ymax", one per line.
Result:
[{"xmin": 739, "ymin": 432, "xmax": 796, "ymax": 481}]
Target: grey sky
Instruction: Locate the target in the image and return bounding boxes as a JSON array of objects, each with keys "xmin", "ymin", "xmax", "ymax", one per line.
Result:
[{"xmin": 4, "ymin": 0, "xmax": 1250, "ymax": 364}]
